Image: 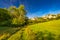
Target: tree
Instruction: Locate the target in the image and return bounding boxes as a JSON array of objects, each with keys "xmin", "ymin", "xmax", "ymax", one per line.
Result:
[
  {"xmin": 0, "ymin": 8, "xmax": 12, "ymax": 25},
  {"xmin": 8, "ymin": 6, "xmax": 19, "ymax": 18},
  {"xmin": 57, "ymin": 14, "xmax": 60, "ymax": 19},
  {"xmin": 8, "ymin": 5, "xmax": 28, "ymax": 26},
  {"xmin": 16, "ymin": 5, "xmax": 27, "ymax": 26}
]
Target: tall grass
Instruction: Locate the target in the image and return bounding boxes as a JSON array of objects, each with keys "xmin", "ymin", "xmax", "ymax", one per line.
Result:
[
  {"xmin": 0, "ymin": 19, "xmax": 60, "ymax": 40},
  {"xmin": 8, "ymin": 27, "xmax": 60, "ymax": 40}
]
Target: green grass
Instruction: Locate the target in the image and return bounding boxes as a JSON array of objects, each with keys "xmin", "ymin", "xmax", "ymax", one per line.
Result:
[
  {"xmin": 8, "ymin": 19, "xmax": 60, "ymax": 40},
  {"xmin": 28, "ymin": 19, "xmax": 60, "ymax": 35},
  {"xmin": 0, "ymin": 27, "xmax": 20, "ymax": 34},
  {"xmin": 0, "ymin": 27, "xmax": 20, "ymax": 40},
  {"xmin": 0, "ymin": 19, "xmax": 60, "ymax": 40}
]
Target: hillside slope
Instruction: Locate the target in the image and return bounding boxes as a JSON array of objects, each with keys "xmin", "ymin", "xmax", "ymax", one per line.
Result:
[
  {"xmin": 8, "ymin": 19, "xmax": 60, "ymax": 40},
  {"xmin": 28, "ymin": 19, "xmax": 60, "ymax": 35}
]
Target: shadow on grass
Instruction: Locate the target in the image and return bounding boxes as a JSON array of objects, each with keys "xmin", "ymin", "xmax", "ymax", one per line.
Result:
[{"xmin": 34, "ymin": 31, "xmax": 60, "ymax": 40}]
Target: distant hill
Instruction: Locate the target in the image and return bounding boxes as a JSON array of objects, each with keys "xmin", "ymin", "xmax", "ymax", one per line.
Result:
[{"xmin": 31, "ymin": 14, "xmax": 60, "ymax": 20}]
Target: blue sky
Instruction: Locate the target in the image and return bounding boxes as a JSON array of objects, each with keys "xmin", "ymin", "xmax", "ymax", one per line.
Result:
[{"xmin": 0, "ymin": 0, "xmax": 60, "ymax": 18}]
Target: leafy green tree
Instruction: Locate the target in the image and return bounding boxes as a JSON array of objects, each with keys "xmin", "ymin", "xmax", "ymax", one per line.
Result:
[
  {"xmin": 8, "ymin": 5, "xmax": 28, "ymax": 26},
  {"xmin": 17, "ymin": 5, "xmax": 27, "ymax": 25},
  {"xmin": 8, "ymin": 6, "xmax": 19, "ymax": 18},
  {"xmin": 57, "ymin": 14, "xmax": 60, "ymax": 19},
  {"xmin": 0, "ymin": 8, "xmax": 12, "ymax": 25}
]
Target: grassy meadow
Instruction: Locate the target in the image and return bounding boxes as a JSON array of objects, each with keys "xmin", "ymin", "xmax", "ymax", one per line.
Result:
[
  {"xmin": 28, "ymin": 19, "xmax": 60, "ymax": 35},
  {"xmin": 0, "ymin": 27, "xmax": 20, "ymax": 34},
  {"xmin": 5, "ymin": 19, "xmax": 60, "ymax": 40},
  {"xmin": 0, "ymin": 19, "xmax": 60, "ymax": 40}
]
